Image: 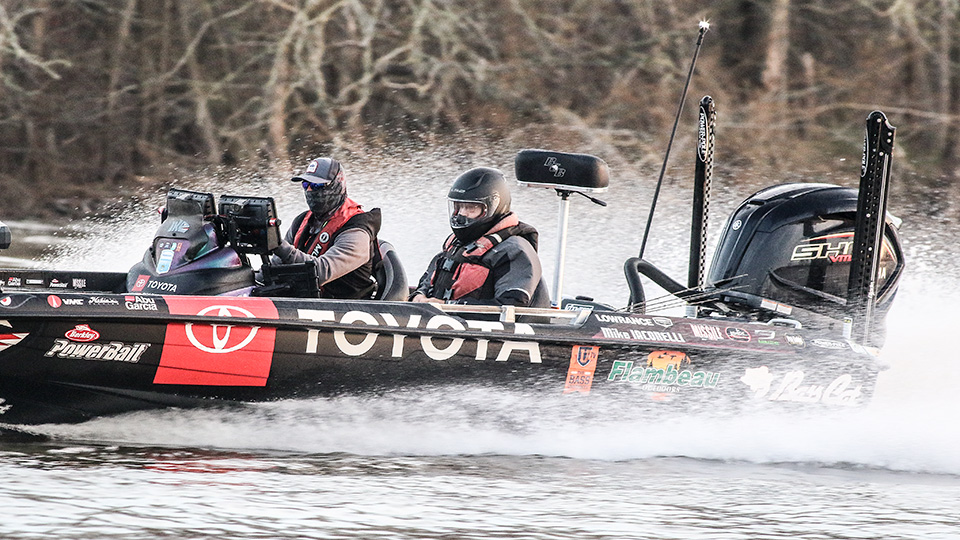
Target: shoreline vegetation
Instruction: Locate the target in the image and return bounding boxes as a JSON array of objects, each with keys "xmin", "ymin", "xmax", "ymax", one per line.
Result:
[{"xmin": 1, "ymin": 1, "xmax": 958, "ymax": 220}]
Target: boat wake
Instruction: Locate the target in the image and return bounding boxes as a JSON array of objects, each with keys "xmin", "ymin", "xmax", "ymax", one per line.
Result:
[
  {"xmin": 10, "ymin": 151, "xmax": 960, "ymax": 478},
  {"xmin": 37, "ymin": 289, "xmax": 960, "ymax": 476}
]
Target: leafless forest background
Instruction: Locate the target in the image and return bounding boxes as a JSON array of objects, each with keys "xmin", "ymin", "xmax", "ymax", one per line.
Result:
[{"xmin": 1, "ymin": 0, "xmax": 958, "ymax": 218}]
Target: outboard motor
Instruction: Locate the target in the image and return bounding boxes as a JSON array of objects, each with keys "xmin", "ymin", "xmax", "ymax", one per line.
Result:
[
  {"xmin": 707, "ymin": 183, "xmax": 904, "ymax": 341},
  {"xmin": 125, "ymin": 189, "xmax": 257, "ymax": 295}
]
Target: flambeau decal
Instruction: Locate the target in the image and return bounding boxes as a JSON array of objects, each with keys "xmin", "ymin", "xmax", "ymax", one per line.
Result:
[{"xmin": 155, "ymin": 297, "xmax": 279, "ymax": 386}]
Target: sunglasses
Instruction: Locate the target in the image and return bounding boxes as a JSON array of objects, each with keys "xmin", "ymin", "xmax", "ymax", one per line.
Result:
[{"xmin": 301, "ymin": 180, "xmax": 330, "ymax": 191}]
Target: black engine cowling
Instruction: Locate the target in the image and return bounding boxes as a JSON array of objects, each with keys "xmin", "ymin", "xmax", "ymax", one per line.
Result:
[{"xmin": 707, "ymin": 183, "xmax": 904, "ymax": 337}]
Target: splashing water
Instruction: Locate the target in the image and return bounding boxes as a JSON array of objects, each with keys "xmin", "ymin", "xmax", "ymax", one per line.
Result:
[{"xmin": 23, "ymin": 148, "xmax": 960, "ymax": 477}]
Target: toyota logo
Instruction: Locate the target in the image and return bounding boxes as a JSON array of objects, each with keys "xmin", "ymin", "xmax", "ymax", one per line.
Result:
[{"xmin": 185, "ymin": 305, "xmax": 259, "ymax": 354}]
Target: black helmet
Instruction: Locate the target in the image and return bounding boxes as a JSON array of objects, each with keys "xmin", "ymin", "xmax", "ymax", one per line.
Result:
[
  {"xmin": 707, "ymin": 183, "xmax": 904, "ymax": 332},
  {"xmin": 447, "ymin": 167, "xmax": 512, "ymax": 243}
]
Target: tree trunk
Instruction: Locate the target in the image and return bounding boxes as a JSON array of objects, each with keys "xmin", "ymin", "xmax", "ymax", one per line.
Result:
[{"xmin": 762, "ymin": 0, "xmax": 791, "ymax": 96}]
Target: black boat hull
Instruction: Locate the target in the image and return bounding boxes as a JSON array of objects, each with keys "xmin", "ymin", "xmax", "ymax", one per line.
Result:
[{"xmin": 0, "ymin": 291, "xmax": 883, "ymax": 425}]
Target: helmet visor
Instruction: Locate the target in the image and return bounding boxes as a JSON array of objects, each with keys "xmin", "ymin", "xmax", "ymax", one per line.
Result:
[{"xmin": 448, "ymin": 199, "xmax": 490, "ymax": 229}]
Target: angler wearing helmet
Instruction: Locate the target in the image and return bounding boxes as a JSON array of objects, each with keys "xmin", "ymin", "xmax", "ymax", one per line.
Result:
[
  {"xmin": 411, "ymin": 167, "xmax": 550, "ymax": 307},
  {"xmin": 272, "ymin": 157, "xmax": 382, "ymax": 299}
]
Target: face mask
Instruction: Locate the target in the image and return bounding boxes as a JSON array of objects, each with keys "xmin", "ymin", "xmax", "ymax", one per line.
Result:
[{"xmin": 304, "ymin": 181, "xmax": 346, "ymax": 218}]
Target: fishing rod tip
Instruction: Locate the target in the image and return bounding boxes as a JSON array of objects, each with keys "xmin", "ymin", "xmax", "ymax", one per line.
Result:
[{"xmin": 699, "ymin": 20, "xmax": 710, "ymax": 31}]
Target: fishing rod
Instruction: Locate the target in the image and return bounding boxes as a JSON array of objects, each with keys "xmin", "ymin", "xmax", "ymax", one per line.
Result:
[{"xmin": 638, "ymin": 20, "xmax": 710, "ymax": 259}]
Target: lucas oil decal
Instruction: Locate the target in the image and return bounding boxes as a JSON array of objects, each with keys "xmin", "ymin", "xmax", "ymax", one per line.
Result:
[{"xmin": 156, "ymin": 297, "xmax": 278, "ymax": 386}]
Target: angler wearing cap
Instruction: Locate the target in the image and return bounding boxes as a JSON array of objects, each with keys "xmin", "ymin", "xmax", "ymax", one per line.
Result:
[
  {"xmin": 411, "ymin": 167, "xmax": 550, "ymax": 307},
  {"xmin": 272, "ymin": 157, "xmax": 382, "ymax": 299}
]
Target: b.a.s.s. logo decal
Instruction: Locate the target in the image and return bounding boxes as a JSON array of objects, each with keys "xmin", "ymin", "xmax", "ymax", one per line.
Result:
[{"xmin": 155, "ymin": 297, "xmax": 278, "ymax": 386}]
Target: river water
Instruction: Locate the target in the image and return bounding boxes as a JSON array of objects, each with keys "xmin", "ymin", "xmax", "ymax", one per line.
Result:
[{"xmin": 2, "ymin": 146, "xmax": 960, "ymax": 539}]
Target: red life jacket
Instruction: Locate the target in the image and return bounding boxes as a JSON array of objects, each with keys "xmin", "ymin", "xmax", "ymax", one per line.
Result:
[
  {"xmin": 289, "ymin": 200, "xmax": 382, "ymax": 299},
  {"xmin": 430, "ymin": 213, "xmax": 528, "ymax": 301},
  {"xmin": 293, "ymin": 198, "xmax": 364, "ymax": 257}
]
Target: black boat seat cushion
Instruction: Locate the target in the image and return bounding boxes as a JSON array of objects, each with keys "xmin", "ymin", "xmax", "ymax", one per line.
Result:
[{"xmin": 374, "ymin": 240, "xmax": 409, "ymax": 301}]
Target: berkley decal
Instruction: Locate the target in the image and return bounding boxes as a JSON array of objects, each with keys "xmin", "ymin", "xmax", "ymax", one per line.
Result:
[
  {"xmin": 563, "ymin": 345, "xmax": 599, "ymax": 394},
  {"xmin": 65, "ymin": 324, "xmax": 100, "ymax": 342},
  {"xmin": 156, "ymin": 297, "xmax": 278, "ymax": 386},
  {"xmin": 47, "ymin": 295, "xmax": 62, "ymax": 308},
  {"xmin": 298, "ymin": 309, "xmax": 542, "ymax": 362},
  {"xmin": 44, "ymin": 339, "xmax": 149, "ymax": 362},
  {"xmin": 740, "ymin": 366, "xmax": 862, "ymax": 406}
]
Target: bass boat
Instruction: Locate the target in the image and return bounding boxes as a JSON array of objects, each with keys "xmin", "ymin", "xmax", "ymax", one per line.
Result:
[{"xmin": 0, "ymin": 107, "xmax": 904, "ymax": 426}]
